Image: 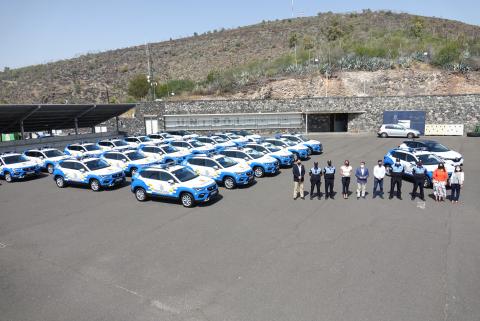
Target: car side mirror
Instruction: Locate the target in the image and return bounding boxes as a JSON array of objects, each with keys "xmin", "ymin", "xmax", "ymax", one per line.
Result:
[
  {"xmin": 80, "ymin": 168, "xmax": 85, "ymax": 173},
  {"xmin": 122, "ymin": 159, "xmax": 127, "ymax": 162},
  {"xmin": 167, "ymin": 179, "xmax": 174, "ymax": 185},
  {"xmin": 244, "ymin": 157, "xmax": 250, "ymax": 161},
  {"xmin": 39, "ymin": 156, "xmax": 44, "ymax": 159},
  {"xmin": 213, "ymin": 165, "xmax": 219, "ymax": 170}
]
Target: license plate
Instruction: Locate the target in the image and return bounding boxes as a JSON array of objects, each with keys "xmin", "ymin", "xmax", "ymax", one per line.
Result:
[{"xmin": 210, "ymin": 190, "xmax": 218, "ymax": 196}]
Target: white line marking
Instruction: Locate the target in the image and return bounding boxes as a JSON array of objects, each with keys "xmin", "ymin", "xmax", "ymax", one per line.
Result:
[
  {"xmin": 151, "ymin": 300, "xmax": 181, "ymax": 314},
  {"xmin": 0, "ymin": 242, "xmax": 8, "ymax": 248},
  {"xmin": 417, "ymin": 201, "xmax": 426, "ymax": 210}
]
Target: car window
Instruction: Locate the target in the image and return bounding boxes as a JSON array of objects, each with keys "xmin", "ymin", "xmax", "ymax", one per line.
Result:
[
  {"xmin": 404, "ymin": 141, "xmax": 416, "ymax": 148},
  {"xmin": 385, "ymin": 125, "xmax": 394, "ymax": 129},
  {"xmin": 222, "ymin": 151, "xmax": 235, "ymax": 157},
  {"xmin": 73, "ymin": 162, "xmax": 87, "ymax": 171},
  {"xmin": 236, "ymin": 152, "xmax": 247, "ymax": 159},
  {"xmin": 406, "ymin": 154, "xmax": 416, "ymax": 162},
  {"xmin": 103, "ymin": 153, "xmax": 115, "ymax": 160},
  {"xmin": 158, "ymin": 172, "xmax": 174, "ymax": 182},
  {"xmin": 24, "ymin": 151, "xmax": 35, "ymax": 157},
  {"xmin": 204, "ymin": 159, "xmax": 217, "ymax": 167},
  {"xmin": 60, "ymin": 161, "xmax": 75, "ymax": 169},
  {"xmin": 395, "ymin": 152, "xmax": 407, "ymax": 161},
  {"xmin": 140, "ymin": 170, "xmax": 156, "ymax": 179}
]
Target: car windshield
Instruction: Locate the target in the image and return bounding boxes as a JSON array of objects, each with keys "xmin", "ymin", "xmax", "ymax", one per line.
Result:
[
  {"xmin": 283, "ymin": 140, "xmax": 296, "ymax": 146},
  {"xmin": 84, "ymin": 144, "xmax": 101, "ymax": 151},
  {"xmin": 213, "ymin": 137, "xmax": 226, "ymax": 143},
  {"xmin": 245, "ymin": 149, "xmax": 264, "ymax": 159},
  {"xmin": 2, "ymin": 155, "xmax": 28, "ymax": 164},
  {"xmin": 417, "ymin": 154, "xmax": 443, "ymax": 165},
  {"xmin": 189, "ymin": 141, "xmax": 204, "ymax": 147},
  {"xmin": 217, "ymin": 156, "xmax": 237, "ymax": 168},
  {"xmin": 85, "ymin": 159, "xmax": 110, "ymax": 171},
  {"xmin": 138, "ymin": 137, "xmax": 151, "ymax": 142},
  {"xmin": 172, "ymin": 167, "xmax": 198, "ymax": 182},
  {"xmin": 286, "ymin": 136, "xmax": 301, "ymax": 142},
  {"xmin": 112, "ymin": 140, "xmax": 129, "ymax": 146},
  {"xmin": 268, "ymin": 146, "xmax": 281, "ymax": 152},
  {"xmin": 44, "ymin": 150, "xmax": 64, "ymax": 157},
  {"xmin": 229, "ymin": 135, "xmax": 241, "ymax": 139},
  {"xmin": 425, "ymin": 142, "xmax": 450, "ymax": 152},
  {"xmin": 162, "ymin": 145, "xmax": 177, "ymax": 153},
  {"xmin": 125, "ymin": 151, "xmax": 145, "ymax": 161},
  {"xmin": 296, "ymin": 135, "xmax": 307, "ymax": 141}
]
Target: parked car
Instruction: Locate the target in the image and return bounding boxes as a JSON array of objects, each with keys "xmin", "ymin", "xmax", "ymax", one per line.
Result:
[
  {"xmin": 23, "ymin": 148, "xmax": 71, "ymax": 174},
  {"xmin": 398, "ymin": 140, "xmax": 463, "ymax": 166},
  {"xmin": 0, "ymin": 152, "xmax": 41, "ymax": 182},
  {"xmin": 182, "ymin": 154, "xmax": 254, "ymax": 189},
  {"xmin": 53, "ymin": 158, "xmax": 125, "ymax": 191},
  {"xmin": 276, "ymin": 133, "xmax": 323, "ymax": 154},
  {"xmin": 170, "ymin": 140, "xmax": 216, "ymax": 155},
  {"xmin": 123, "ymin": 136, "xmax": 155, "ymax": 148},
  {"xmin": 246, "ymin": 143, "xmax": 294, "ymax": 167},
  {"xmin": 97, "ymin": 139, "xmax": 132, "ymax": 152},
  {"xmin": 100, "ymin": 150, "xmax": 159, "ymax": 176},
  {"xmin": 219, "ymin": 148, "xmax": 279, "ymax": 178},
  {"xmin": 196, "ymin": 136, "xmax": 236, "ymax": 151},
  {"xmin": 64, "ymin": 143, "xmax": 103, "ymax": 159},
  {"xmin": 131, "ymin": 165, "xmax": 218, "ymax": 207},
  {"xmin": 378, "ymin": 124, "xmax": 421, "ymax": 138},
  {"xmin": 264, "ymin": 138, "xmax": 309, "ymax": 160}
]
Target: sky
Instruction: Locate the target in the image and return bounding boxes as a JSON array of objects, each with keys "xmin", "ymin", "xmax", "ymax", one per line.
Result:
[{"xmin": 0, "ymin": 0, "xmax": 478, "ymax": 70}]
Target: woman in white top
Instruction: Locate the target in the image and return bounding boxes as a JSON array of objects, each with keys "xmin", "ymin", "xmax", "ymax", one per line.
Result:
[
  {"xmin": 340, "ymin": 160, "xmax": 353, "ymax": 199},
  {"xmin": 450, "ymin": 166, "xmax": 464, "ymax": 203}
]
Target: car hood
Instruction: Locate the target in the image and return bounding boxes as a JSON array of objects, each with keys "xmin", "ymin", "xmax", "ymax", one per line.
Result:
[
  {"xmin": 129, "ymin": 158, "xmax": 156, "ymax": 166},
  {"xmin": 5, "ymin": 160, "xmax": 38, "ymax": 169},
  {"xmin": 91, "ymin": 167, "xmax": 124, "ymax": 176},
  {"xmin": 253, "ymin": 155, "xmax": 277, "ymax": 164},
  {"xmin": 270, "ymin": 150, "xmax": 293, "ymax": 157},
  {"xmin": 181, "ymin": 175, "xmax": 215, "ymax": 188},
  {"xmin": 168, "ymin": 150, "xmax": 191, "ymax": 158},
  {"xmin": 434, "ymin": 150, "xmax": 462, "ymax": 160},
  {"xmin": 305, "ymin": 139, "xmax": 321, "ymax": 145},
  {"xmin": 85, "ymin": 150, "xmax": 103, "ymax": 156},
  {"xmin": 291, "ymin": 144, "xmax": 309, "ymax": 151},
  {"xmin": 225, "ymin": 163, "xmax": 251, "ymax": 173}
]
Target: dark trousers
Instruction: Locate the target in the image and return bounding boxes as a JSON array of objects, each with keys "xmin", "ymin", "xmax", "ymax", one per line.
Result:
[
  {"xmin": 373, "ymin": 178, "xmax": 384, "ymax": 197},
  {"xmin": 341, "ymin": 177, "xmax": 350, "ymax": 194},
  {"xmin": 451, "ymin": 184, "xmax": 461, "ymax": 201},
  {"xmin": 310, "ymin": 180, "xmax": 321, "ymax": 198},
  {"xmin": 389, "ymin": 175, "xmax": 402, "ymax": 198},
  {"xmin": 412, "ymin": 177, "xmax": 425, "ymax": 200},
  {"xmin": 325, "ymin": 179, "xmax": 334, "ymax": 198}
]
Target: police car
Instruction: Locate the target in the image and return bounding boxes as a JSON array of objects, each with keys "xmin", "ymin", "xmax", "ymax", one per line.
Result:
[
  {"xmin": 383, "ymin": 148, "xmax": 455, "ymax": 187},
  {"xmin": 138, "ymin": 144, "xmax": 192, "ymax": 164},
  {"xmin": 0, "ymin": 152, "xmax": 41, "ymax": 182},
  {"xmin": 170, "ymin": 140, "xmax": 216, "ymax": 155},
  {"xmin": 64, "ymin": 143, "xmax": 103, "ymax": 159},
  {"xmin": 23, "ymin": 148, "xmax": 71, "ymax": 174},
  {"xmin": 123, "ymin": 136, "xmax": 156, "ymax": 148},
  {"xmin": 130, "ymin": 165, "xmax": 218, "ymax": 207},
  {"xmin": 53, "ymin": 158, "xmax": 125, "ymax": 191},
  {"xmin": 399, "ymin": 140, "xmax": 463, "ymax": 166},
  {"xmin": 276, "ymin": 133, "xmax": 323, "ymax": 154},
  {"xmin": 246, "ymin": 143, "xmax": 294, "ymax": 167},
  {"xmin": 219, "ymin": 148, "xmax": 279, "ymax": 178},
  {"xmin": 97, "ymin": 139, "xmax": 132, "ymax": 152},
  {"xmin": 100, "ymin": 150, "xmax": 160, "ymax": 176},
  {"xmin": 264, "ymin": 138, "xmax": 309, "ymax": 160},
  {"xmin": 182, "ymin": 155, "xmax": 254, "ymax": 189},
  {"xmin": 196, "ymin": 136, "xmax": 236, "ymax": 151}
]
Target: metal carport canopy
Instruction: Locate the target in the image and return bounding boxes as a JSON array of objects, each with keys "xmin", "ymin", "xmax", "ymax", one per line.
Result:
[{"xmin": 0, "ymin": 104, "xmax": 136, "ymax": 133}]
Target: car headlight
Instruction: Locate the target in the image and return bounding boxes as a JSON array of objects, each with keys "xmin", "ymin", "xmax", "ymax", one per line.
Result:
[
  {"xmin": 100, "ymin": 175, "xmax": 110, "ymax": 179},
  {"xmin": 194, "ymin": 187, "xmax": 204, "ymax": 191}
]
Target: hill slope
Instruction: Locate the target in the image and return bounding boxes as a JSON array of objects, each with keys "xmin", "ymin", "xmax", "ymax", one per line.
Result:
[{"xmin": 1, "ymin": 10, "xmax": 479, "ymax": 104}]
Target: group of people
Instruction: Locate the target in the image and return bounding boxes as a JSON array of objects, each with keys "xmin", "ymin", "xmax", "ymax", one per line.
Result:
[{"xmin": 292, "ymin": 158, "xmax": 465, "ymax": 203}]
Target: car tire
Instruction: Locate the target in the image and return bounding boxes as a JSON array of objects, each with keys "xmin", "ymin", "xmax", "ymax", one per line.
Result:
[
  {"xmin": 134, "ymin": 187, "xmax": 148, "ymax": 201},
  {"xmin": 47, "ymin": 164, "xmax": 54, "ymax": 174},
  {"xmin": 380, "ymin": 132, "xmax": 388, "ymax": 138},
  {"xmin": 407, "ymin": 133, "xmax": 415, "ymax": 139},
  {"xmin": 130, "ymin": 167, "xmax": 138, "ymax": 176},
  {"xmin": 90, "ymin": 179, "xmax": 101, "ymax": 192},
  {"xmin": 223, "ymin": 176, "xmax": 236, "ymax": 189},
  {"xmin": 55, "ymin": 176, "xmax": 65, "ymax": 188},
  {"xmin": 253, "ymin": 166, "xmax": 265, "ymax": 178},
  {"xmin": 5, "ymin": 172, "xmax": 12, "ymax": 183},
  {"xmin": 180, "ymin": 192, "xmax": 194, "ymax": 208}
]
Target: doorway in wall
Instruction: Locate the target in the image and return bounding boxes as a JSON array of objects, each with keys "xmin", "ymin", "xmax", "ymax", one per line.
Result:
[{"xmin": 307, "ymin": 113, "xmax": 348, "ymax": 132}]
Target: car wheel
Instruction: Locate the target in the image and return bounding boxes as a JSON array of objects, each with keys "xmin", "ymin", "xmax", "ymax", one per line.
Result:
[
  {"xmin": 47, "ymin": 164, "xmax": 54, "ymax": 174},
  {"xmin": 55, "ymin": 176, "xmax": 65, "ymax": 188},
  {"xmin": 90, "ymin": 179, "xmax": 100, "ymax": 191},
  {"xmin": 5, "ymin": 172, "xmax": 13, "ymax": 182},
  {"xmin": 407, "ymin": 133, "xmax": 414, "ymax": 139},
  {"xmin": 223, "ymin": 176, "xmax": 236, "ymax": 189},
  {"xmin": 134, "ymin": 187, "xmax": 148, "ymax": 201},
  {"xmin": 130, "ymin": 167, "xmax": 138, "ymax": 176},
  {"xmin": 180, "ymin": 192, "xmax": 194, "ymax": 208},
  {"xmin": 380, "ymin": 132, "xmax": 388, "ymax": 138},
  {"xmin": 253, "ymin": 166, "xmax": 264, "ymax": 178}
]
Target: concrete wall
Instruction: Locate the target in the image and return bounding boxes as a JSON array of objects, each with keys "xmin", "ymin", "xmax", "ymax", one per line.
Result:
[{"xmin": 113, "ymin": 94, "xmax": 480, "ymax": 134}]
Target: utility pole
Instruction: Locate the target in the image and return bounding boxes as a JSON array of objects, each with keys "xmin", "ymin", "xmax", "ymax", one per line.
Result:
[{"xmin": 145, "ymin": 42, "xmax": 155, "ymax": 101}]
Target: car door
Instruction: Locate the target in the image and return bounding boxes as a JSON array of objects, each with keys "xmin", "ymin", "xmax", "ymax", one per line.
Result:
[
  {"xmin": 139, "ymin": 170, "xmax": 163, "ymax": 195},
  {"xmin": 404, "ymin": 153, "xmax": 416, "ymax": 175},
  {"xmin": 203, "ymin": 159, "xmax": 221, "ymax": 177},
  {"xmin": 187, "ymin": 158, "xmax": 207, "ymax": 176}
]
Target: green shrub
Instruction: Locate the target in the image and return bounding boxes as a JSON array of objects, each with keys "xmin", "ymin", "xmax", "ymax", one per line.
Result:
[
  {"xmin": 127, "ymin": 74, "xmax": 149, "ymax": 99},
  {"xmin": 433, "ymin": 42, "xmax": 462, "ymax": 66},
  {"xmin": 155, "ymin": 79, "xmax": 195, "ymax": 97}
]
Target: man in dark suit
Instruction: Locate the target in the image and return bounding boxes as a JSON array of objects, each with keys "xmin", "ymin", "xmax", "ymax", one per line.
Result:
[{"xmin": 292, "ymin": 159, "xmax": 305, "ymax": 200}]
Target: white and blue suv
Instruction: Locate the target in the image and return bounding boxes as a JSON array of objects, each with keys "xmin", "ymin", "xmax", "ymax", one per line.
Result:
[
  {"xmin": 383, "ymin": 147, "xmax": 455, "ymax": 187},
  {"xmin": 137, "ymin": 144, "xmax": 192, "ymax": 165},
  {"xmin": 24, "ymin": 148, "xmax": 71, "ymax": 174},
  {"xmin": 131, "ymin": 165, "xmax": 218, "ymax": 207},
  {"xmin": 399, "ymin": 140, "xmax": 463, "ymax": 166},
  {"xmin": 0, "ymin": 152, "xmax": 41, "ymax": 182},
  {"xmin": 64, "ymin": 143, "xmax": 103, "ymax": 159},
  {"xmin": 196, "ymin": 136, "xmax": 236, "ymax": 151},
  {"xmin": 123, "ymin": 136, "xmax": 156, "ymax": 148},
  {"xmin": 219, "ymin": 148, "xmax": 279, "ymax": 178},
  {"xmin": 182, "ymin": 154, "xmax": 254, "ymax": 189},
  {"xmin": 277, "ymin": 134, "xmax": 323, "ymax": 154},
  {"xmin": 246, "ymin": 143, "xmax": 294, "ymax": 167},
  {"xmin": 170, "ymin": 140, "xmax": 216, "ymax": 155},
  {"xmin": 100, "ymin": 150, "xmax": 160, "ymax": 176},
  {"xmin": 97, "ymin": 139, "xmax": 132, "ymax": 152},
  {"xmin": 53, "ymin": 158, "xmax": 125, "ymax": 191},
  {"xmin": 264, "ymin": 138, "xmax": 309, "ymax": 160}
]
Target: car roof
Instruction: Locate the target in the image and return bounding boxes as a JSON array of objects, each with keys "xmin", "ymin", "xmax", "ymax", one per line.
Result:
[{"xmin": 0, "ymin": 152, "xmax": 21, "ymax": 157}]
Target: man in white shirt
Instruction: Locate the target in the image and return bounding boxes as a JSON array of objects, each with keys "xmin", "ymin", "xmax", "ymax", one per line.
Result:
[{"xmin": 373, "ymin": 159, "xmax": 386, "ymax": 199}]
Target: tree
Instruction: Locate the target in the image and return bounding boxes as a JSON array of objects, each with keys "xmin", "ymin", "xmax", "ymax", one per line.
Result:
[
  {"xmin": 127, "ymin": 74, "xmax": 149, "ymax": 99},
  {"xmin": 288, "ymin": 33, "xmax": 298, "ymax": 48},
  {"xmin": 303, "ymin": 35, "xmax": 314, "ymax": 50},
  {"xmin": 410, "ymin": 17, "xmax": 425, "ymax": 38}
]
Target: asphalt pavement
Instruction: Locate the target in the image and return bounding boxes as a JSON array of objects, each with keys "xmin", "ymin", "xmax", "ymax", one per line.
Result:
[{"xmin": 1, "ymin": 135, "xmax": 479, "ymax": 321}]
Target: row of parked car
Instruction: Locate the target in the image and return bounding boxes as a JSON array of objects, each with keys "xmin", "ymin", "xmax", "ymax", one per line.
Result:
[
  {"xmin": 383, "ymin": 139, "xmax": 464, "ymax": 187},
  {"xmin": 0, "ymin": 131, "xmax": 323, "ymax": 207}
]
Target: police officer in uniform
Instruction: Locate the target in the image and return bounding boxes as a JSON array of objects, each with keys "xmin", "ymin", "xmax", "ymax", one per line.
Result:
[
  {"xmin": 389, "ymin": 158, "xmax": 404, "ymax": 200},
  {"xmin": 411, "ymin": 160, "xmax": 427, "ymax": 201},
  {"xmin": 323, "ymin": 160, "xmax": 336, "ymax": 200},
  {"xmin": 309, "ymin": 162, "xmax": 322, "ymax": 200}
]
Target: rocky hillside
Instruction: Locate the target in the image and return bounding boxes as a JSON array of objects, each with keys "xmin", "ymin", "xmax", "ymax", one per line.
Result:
[{"xmin": 0, "ymin": 10, "xmax": 479, "ymax": 104}]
